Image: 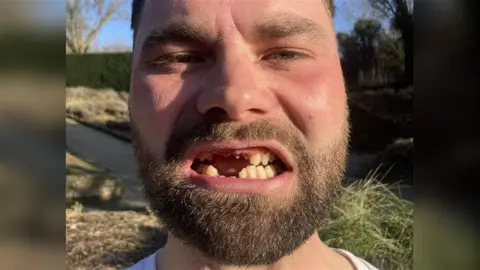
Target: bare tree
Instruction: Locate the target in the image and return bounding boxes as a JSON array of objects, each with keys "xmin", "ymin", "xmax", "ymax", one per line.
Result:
[
  {"xmin": 66, "ymin": 0, "xmax": 129, "ymax": 54},
  {"xmin": 366, "ymin": 0, "xmax": 413, "ymax": 19},
  {"xmin": 334, "ymin": 0, "xmax": 387, "ymax": 22}
]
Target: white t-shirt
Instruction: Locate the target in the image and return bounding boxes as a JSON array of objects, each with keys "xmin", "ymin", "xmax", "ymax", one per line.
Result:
[{"xmin": 126, "ymin": 248, "xmax": 378, "ymax": 270}]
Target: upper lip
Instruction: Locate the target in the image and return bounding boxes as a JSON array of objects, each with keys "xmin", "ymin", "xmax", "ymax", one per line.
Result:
[{"xmin": 183, "ymin": 140, "xmax": 294, "ymax": 170}]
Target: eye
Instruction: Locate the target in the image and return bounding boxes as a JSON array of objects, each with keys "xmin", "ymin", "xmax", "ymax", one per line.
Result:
[
  {"xmin": 150, "ymin": 52, "xmax": 206, "ymax": 66},
  {"xmin": 262, "ymin": 50, "xmax": 307, "ymax": 61}
]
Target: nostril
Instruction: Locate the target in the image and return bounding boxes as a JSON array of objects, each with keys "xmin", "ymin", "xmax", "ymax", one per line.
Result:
[
  {"xmin": 248, "ymin": 108, "xmax": 265, "ymax": 115},
  {"xmin": 204, "ymin": 107, "xmax": 229, "ymax": 122}
]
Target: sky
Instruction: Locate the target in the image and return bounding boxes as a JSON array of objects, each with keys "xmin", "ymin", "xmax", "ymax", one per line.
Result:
[{"xmin": 94, "ymin": 5, "xmax": 361, "ymax": 51}]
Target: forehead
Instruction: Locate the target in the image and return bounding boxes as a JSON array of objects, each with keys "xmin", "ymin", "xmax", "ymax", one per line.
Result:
[{"xmin": 135, "ymin": 0, "xmax": 333, "ymax": 45}]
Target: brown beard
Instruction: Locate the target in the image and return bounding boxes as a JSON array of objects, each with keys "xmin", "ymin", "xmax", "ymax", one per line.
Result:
[{"xmin": 131, "ymin": 117, "xmax": 349, "ymax": 266}]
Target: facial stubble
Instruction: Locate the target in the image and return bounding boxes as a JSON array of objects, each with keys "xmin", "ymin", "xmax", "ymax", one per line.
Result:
[{"xmin": 131, "ymin": 118, "xmax": 349, "ymax": 266}]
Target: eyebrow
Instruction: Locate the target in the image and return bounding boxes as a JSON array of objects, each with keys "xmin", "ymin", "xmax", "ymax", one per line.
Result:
[
  {"xmin": 141, "ymin": 21, "xmax": 214, "ymax": 53},
  {"xmin": 252, "ymin": 13, "xmax": 327, "ymax": 41},
  {"xmin": 140, "ymin": 13, "xmax": 326, "ymax": 53}
]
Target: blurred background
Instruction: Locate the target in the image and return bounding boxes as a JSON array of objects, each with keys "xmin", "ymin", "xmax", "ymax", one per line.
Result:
[{"xmin": 0, "ymin": 0, "xmax": 478, "ymax": 269}]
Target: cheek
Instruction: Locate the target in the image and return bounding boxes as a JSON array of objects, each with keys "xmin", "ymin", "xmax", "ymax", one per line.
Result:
[
  {"xmin": 129, "ymin": 73, "xmax": 185, "ymax": 154},
  {"xmin": 277, "ymin": 67, "xmax": 347, "ymax": 144}
]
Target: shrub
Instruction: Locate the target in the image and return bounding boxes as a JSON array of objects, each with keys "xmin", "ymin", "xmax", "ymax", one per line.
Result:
[{"xmin": 66, "ymin": 53, "xmax": 132, "ymax": 92}]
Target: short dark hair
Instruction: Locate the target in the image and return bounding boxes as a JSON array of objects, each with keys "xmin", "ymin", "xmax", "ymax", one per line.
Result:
[{"xmin": 131, "ymin": 0, "xmax": 335, "ymax": 36}]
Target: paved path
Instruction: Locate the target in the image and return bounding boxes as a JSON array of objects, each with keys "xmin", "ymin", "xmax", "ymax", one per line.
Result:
[{"xmin": 66, "ymin": 118, "xmax": 147, "ymax": 210}]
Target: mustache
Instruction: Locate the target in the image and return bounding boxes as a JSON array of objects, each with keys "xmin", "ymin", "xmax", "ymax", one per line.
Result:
[{"xmin": 165, "ymin": 118, "xmax": 307, "ymax": 162}]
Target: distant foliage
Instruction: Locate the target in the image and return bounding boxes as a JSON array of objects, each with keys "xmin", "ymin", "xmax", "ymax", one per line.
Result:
[
  {"xmin": 66, "ymin": 53, "xmax": 132, "ymax": 92},
  {"xmin": 337, "ymin": 18, "xmax": 404, "ymax": 89}
]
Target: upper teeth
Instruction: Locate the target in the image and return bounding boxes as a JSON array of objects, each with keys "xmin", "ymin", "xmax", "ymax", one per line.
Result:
[
  {"xmin": 249, "ymin": 152, "xmax": 276, "ymax": 166},
  {"xmin": 261, "ymin": 152, "xmax": 270, "ymax": 165},
  {"xmin": 249, "ymin": 153, "xmax": 261, "ymax": 166}
]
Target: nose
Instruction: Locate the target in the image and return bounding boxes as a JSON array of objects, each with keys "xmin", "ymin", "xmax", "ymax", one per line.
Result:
[{"xmin": 196, "ymin": 53, "xmax": 274, "ymax": 122}]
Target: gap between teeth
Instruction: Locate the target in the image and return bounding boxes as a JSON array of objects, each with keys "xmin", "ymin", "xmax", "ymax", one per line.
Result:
[
  {"xmin": 196, "ymin": 164, "xmax": 280, "ymax": 179},
  {"xmin": 197, "ymin": 152, "xmax": 276, "ymax": 165}
]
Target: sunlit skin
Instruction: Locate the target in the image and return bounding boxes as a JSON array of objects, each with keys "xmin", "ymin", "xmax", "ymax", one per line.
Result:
[{"xmin": 129, "ymin": 0, "xmax": 352, "ymax": 269}]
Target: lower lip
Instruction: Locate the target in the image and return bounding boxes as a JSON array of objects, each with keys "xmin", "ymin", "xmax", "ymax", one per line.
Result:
[{"xmin": 185, "ymin": 169, "xmax": 295, "ymax": 194}]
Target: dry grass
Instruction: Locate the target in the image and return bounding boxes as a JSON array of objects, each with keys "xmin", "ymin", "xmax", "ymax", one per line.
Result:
[
  {"xmin": 66, "ymin": 87, "xmax": 129, "ymax": 125},
  {"xmin": 66, "ymin": 204, "xmax": 167, "ymax": 270},
  {"xmin": 66, "ymin": 87, "xmax": 131, "ymax": 139}
]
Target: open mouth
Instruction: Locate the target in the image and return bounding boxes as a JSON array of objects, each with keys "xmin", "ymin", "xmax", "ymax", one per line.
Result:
[{"xmin": 190, "ymin": 147, "xmax": 290, "ymax": 180}]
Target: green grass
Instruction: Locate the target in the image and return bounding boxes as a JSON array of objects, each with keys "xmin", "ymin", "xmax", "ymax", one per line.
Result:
[{"xmin": 319, "ymin": 170, "xmax": 413, "ymax": 270}]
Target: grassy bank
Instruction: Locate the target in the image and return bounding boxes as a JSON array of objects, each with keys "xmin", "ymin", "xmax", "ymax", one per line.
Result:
[{"xmin": 320, "ymin": 173, "xmax": 413, "ymax": 269}]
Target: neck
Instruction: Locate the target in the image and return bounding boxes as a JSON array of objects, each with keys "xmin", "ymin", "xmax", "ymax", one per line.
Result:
[{"xmin": 157, "ymin": 233, "xmax": 354, "ymax": 270}]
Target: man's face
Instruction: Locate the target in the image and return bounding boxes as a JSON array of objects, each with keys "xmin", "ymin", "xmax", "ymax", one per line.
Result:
[{"xmin": 129, "ymin": 0, "xmax": 349, "ymax": 266}]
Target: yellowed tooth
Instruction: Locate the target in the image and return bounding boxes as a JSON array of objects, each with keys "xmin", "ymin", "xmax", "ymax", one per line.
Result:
[
  {"xmin": 256, "ymin": 166, "xmax": 267, "ymax": 179},
  {"xmin": 239, "ymin": 168, "xmax": 248, "ymax": 178},
  {"xmin": 261, "ymin": 152, "xmax": 270, "ymax": 165},
  {"xmin": 249, "ymin": 153, "xmax": 261, "ymax": 166},
  {"xmin": 231, "ymin": 176, "xmax": 237, "ymax": 178},
  {"xmin": 265, "ymin": 165, "xmax": 276, "ymax": 178},
  {"xmin": 246, "ymin": 165, "xmax": 257, "ymax": 178},
  {"xmin": 269, "ymin": 154, "xmax": 276, "ymax": 162},
  {"xmin": 206, "ymin": 165, "xmax": 218, "ymax": 176}
]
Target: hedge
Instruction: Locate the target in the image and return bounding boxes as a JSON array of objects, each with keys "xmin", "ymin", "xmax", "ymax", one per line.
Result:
[{"xmin": 66, "ymin": 53, "xmax": 132, "ymax": 92}]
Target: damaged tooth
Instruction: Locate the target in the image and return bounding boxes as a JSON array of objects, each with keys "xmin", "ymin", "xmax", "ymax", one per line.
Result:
[
  {"xmin": 235, "ymin": 155, "xmax": 240, "ymax": 159},
  {"xmin": 256, "ymin": 166, "xmax": 267, "ymax": 179},
  {"xmin": 239, "ymin": 168, "xmax": 248, "ymax": 178},
  {"xmin": 249, "ymin": 153, "xmax": 261, "ymax": 166},
  {"xmin": 205, "ymin": 165, "xmax": 218, "ymax": 176},
  {"xmin": 261, "ymin": 152, "xmax": 270, "ymax": 165},
  {"xmin": 246, "ymin": 165, "xmax": 257, "ymax": 178},
  {"xmin": 265, "ymin": 165, "xmax": 276, "ymax": 178}
]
